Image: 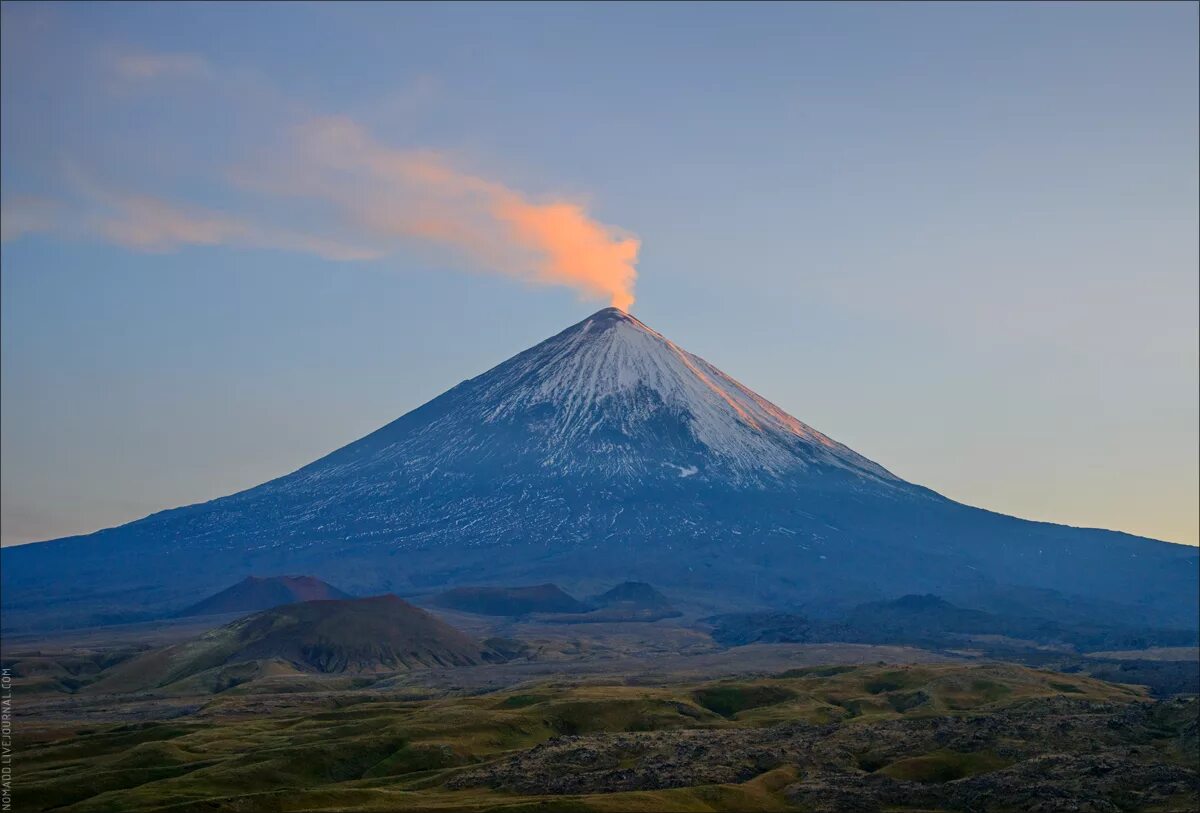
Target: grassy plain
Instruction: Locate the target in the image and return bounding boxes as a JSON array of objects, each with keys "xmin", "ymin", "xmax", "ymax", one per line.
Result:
[{"xmin": 15, "ymin": 661, "xmax": 1197, "ymax": 812}]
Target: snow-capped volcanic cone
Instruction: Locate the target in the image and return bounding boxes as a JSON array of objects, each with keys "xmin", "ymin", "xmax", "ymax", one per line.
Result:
[
  {"xmin": 426, "ymin": 306, "xmax": 895, "ymax": 483},
  {"xmin": 309, "ymin": 307, "xmax": 899, "ymax": 488},
  {"xmin": 3, "ymin": 308, "xmax": 1196, "ymax": 630}
]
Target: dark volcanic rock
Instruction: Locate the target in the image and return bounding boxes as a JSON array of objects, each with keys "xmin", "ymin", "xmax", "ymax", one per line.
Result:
[
  {"xmin": 706, "ymin": 612, "xmax": 814, "ymax": 645},
  {"xmin": 451, "ymin": 696, "xmax": 1200, "ymax": 810}
]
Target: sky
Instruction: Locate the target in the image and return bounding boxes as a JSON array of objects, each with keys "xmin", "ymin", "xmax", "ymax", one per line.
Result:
[{"xmin": 2, "ymin": 1, "xmax": 1197, "ymax": 547}]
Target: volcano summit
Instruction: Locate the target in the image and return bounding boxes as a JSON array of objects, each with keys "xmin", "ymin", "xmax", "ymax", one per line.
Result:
[{"xmin": 3, "ymin": 308, "xmax": 1196, "ymax": 630}]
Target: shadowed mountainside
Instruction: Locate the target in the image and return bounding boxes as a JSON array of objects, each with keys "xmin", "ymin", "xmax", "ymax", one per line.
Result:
[
  {"xmin": 708, "ymin": 594, "xmax": 1200, "ymax": 651},
  {"xmin": 539, "ymin": 581, "xmax": 684, "ymax": 623},
  {"xmin": 590, "ymin": 581, "xmax": 675, "ymax": 609},
  {"xmin": 177, "ymin": 575, "xmax": 352, "ymax": 617},
  {"xmin": 432, "ymin": 584, "xmax": 590, "ymax": 616},
  {"xmin": 3, "ymin": 308, "xmax": 1196, "ymax": 631}
]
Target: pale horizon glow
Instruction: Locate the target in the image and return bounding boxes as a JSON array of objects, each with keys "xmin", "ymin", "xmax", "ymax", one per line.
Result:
[{"xmin": 2, "ymin": 2, "xmax": 1196, "ymax": 547}]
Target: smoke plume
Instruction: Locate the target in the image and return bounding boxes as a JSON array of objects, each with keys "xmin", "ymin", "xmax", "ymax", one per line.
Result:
[{"xmin": 279, "ymin": 117, "xmax": 640, "ymax": 310}]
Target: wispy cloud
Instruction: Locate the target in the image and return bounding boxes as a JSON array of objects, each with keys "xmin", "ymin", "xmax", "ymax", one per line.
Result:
[
  {"xmin": 5, "ymin": 40, "xmax": 640, "ymax": 308},
  {"xmin": 0, "ymin": 197, "xmax": 59, "ymax": 241},
  {"xmin": 2, "ymin": 173, "xmax": 378, "ymax": 262},
  {"xmin": 242, "ymin": 117, "xmax": 640, "ymax": 309},
  {"xmin": 96, "ymin": 194, "xmax": 245, "ymax": 250},
  {"xmin": 109, "ymin": 49, "xmax": 210, "ymax": 80},
  {"xmin": 79, "ymin": 178, "xmax": 380, "ymax": 261}
]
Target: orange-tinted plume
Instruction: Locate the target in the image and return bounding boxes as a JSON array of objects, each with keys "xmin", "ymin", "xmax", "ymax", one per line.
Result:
[
  {"xmin": 493, "ymin": 198, "xmax": 638, "ymax": 311},
  {"xmin": 282, "ymin": 118, "xmax": 639, "ymax": 310}
]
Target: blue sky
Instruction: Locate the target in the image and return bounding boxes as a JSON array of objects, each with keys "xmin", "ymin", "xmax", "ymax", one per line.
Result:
[{"xmin": 2, "ymin": 1, "xmax": 1197, "ymax": 545}]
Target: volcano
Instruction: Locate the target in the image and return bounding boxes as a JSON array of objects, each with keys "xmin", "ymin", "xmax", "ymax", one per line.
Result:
[
  {"xmin": 177, "ymin": 575, "xmax": 352, "ymax": 617},
  {"xmin": 3, "ymin": 308, "xmax": 1196, "ymax": 630},
  {"xmin": 91, "ymin": 595, "xmax": 500, "ymax": 691}
]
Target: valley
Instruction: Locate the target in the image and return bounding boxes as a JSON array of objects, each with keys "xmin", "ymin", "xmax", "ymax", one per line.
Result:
[
  {"xmin": 5, "ymin": 591, "xmax": 1198, "ymax": 812},
  {"xmin": 9, "ymin": 645, "xmax": 1198, "ymax": 812}
]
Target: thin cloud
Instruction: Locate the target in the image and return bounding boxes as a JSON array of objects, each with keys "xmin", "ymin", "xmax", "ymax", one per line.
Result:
[
  {"xmin": 92, "ymin": 189, "xmax": 379, "ymax": 261},
  {"xmin": 6, "ymin": 42, "xmax": 640, "ymax": 306},
  {"xmin": 3, "ymin": 170, "xmax": 378, "ymax": 261},
  {"xmin": 110, "ymin": 49, "xmax": 210, "ymax": 80},
  {"xmin": 244, "ymin": 117, "xmax": 640, "ymax": 309},
  {"xmin": 97, "ymin": 194, "xmax": 245, "ymax": 250},
  {"xmin": 0, "ymin": 197, "xmax": 59, "ymax": 241}
]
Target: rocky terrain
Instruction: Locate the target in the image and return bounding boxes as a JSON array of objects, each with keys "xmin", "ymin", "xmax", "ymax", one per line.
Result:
[
  {"xmin": 5, "ymin": 586, "xmax": 1197, "ymax": 812},
  {"xmin": 9, "ymin": 639, "xmax": 1198, "ymax": 813},
  {"xmin": 454, "ymin": 696, "xmax": 1199, "ymax": 810}
]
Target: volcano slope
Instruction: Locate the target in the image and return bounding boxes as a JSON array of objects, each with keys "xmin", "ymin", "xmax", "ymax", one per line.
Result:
[
  {"xmin": 83, "ymin": 594, "xmax": 505, "ymax": 696},
  {"xmin": 3, "ymin": 307, "xmax": 1196, "ymax": 630},
  {"xmin": 177, "ymin": 575, "xmax": 352, "ymax": 617}
]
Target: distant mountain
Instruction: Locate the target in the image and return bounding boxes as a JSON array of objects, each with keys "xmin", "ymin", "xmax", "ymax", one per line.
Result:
[
  {"xmin": 707, "ymin": 594, "xmax": 1200, "ymax": 652},
  {"xmin": 92, "ymin": 596, "xmax": 502, "ymax": 692},
  {"xmin": 837, "ymin": 594, "xmax": 1199, "ymax": 652},
  {"xmin": 433, "ymin": 584, "xmax": 590, "ymax": 616},
  {"xmin": 3, "ymin": 307, "xmax": 1196, "ymax": 631},
  {"xmin": 177, "ymin": 575, "xmax": 351, "ymax": 617},
  {"xmin": 590, "ymin": 582, "xmax": 674, "ymax": 610},
  {"xmin": 537, "ymin": 581, "xmax": 684, "ymax": 623},
  {"xmin": 837, "ymin": 593, "xmax": 1004, "ymax": 644}
]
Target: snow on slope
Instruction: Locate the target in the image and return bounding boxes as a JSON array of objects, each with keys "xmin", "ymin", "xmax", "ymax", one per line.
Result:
[
  {"xmin": 276, "ymin": 306, "xmax": 902, "ymax": 522},
  {"xmin": 464, "ymin": 307, "xmax": 897, "ymax": 481},
  {"xmin": 4, "ymin": 306, "xmax": 1196, "ymax": 634}
]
